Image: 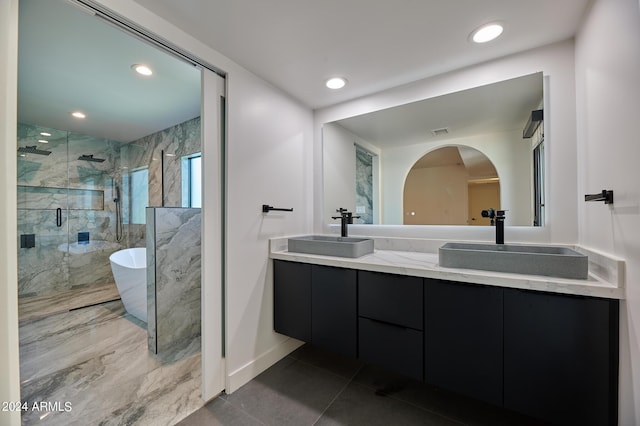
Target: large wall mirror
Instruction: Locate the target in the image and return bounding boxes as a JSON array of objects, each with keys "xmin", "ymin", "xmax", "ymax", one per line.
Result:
[{"xmin": 323, "ymin": 72, "xmax": 545, "ymax": 227}]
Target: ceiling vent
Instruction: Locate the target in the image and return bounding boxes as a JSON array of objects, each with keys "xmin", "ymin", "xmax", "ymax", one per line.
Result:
[
  {"xmin": 523, "ymin": 109, "xmax": 543, "ymax": 138},
  {"xmin": 431, "ymin": 127, "xmax": 449, "ymax": 136}
]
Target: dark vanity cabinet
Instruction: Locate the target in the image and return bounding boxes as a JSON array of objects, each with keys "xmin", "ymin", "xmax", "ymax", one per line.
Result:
[
  {"xmin": 273, "ymin": 259, "xmax": 619, "ymax": 425},
  {"xmin": 504, "ymin": 289, "xmax": 618, "ymax": 426},
  {"xmin": 424, "ymin": 279, "xmax": 503, "ymax": 406},
  {"xmin": 311, "ymin": 265, "xmax": 357, "ymax": 358},
  {"xmin": 273, "ymin": 260, "xmax": 311, "ymax": 342},
  {"xmin": 358, "ymin": 271, "xmax": 424, "ymax": 380},
  {"xmin": 273, "ymin": 261, "xmax": 357, "ymax": 357}
]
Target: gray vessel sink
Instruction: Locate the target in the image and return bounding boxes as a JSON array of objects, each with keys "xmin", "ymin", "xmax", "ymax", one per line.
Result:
[
  {"xmin": 439, "ymin": 242, "xmax": 588, "ymax": 279},
  {"xmin": 288, "ymin": 235, "xmax": 374, "ymax": 258}
]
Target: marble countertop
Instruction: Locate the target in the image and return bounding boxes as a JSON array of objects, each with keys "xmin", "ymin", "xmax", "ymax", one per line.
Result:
[{"xmin": 270, "ymin": 236, "xmax": 625, "ymax": 300}]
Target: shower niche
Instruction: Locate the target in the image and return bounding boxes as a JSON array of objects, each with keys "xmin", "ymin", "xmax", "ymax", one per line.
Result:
[{"xmin": 17, "ymin": 122, "xmax": 125, "ymax": 299}]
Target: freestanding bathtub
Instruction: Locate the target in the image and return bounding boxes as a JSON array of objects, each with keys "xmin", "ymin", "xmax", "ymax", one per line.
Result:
[{"xmin": 109, "ymin": 248, "xmax": 147, "ymax": 323}]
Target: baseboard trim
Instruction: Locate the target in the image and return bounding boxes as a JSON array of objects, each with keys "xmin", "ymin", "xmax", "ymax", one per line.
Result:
[{"xmin": 225, "ymin": 338, "xmax": 304, "ymax": 393}]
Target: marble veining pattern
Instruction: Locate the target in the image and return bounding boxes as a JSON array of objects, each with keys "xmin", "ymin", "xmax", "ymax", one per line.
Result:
[
  {"xmin": 18, "ymin": 282, "xmax": 120, "ymax": 323},
  {"xmin": 122, "ymin": 117, "xmax": 201, "ymax": 247},
  {"xmin": 270, "ymin": 236, "xmax": 625, "ymax": 299},
  {"xmin": 17, "ymin": 122, "xmax": 126, "ymax": 298},
  {"xmin": 17, "ymin": 117, "xmax": 199, "ymax": 304},
  {"xmin": 147, "ymin": 208, "xmax": 202, "ymax": 354},
  {"xmin": 19, "ymin": 300, "xmax": 203, "ymax": 425},
  {"xmin": 355, "ymin": 146, "xmax": 373, "ymax": 224}
]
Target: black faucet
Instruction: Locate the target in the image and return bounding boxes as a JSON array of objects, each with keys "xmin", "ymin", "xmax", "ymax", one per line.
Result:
[
  {"xmin": 495, "ymin": 210, "xmax": 506, "ymax": 244},
  {"xmin": 331, "ymin": 208, "xmax": 360, "ymax": 237},
  {"xmin": 481, "ymin": 208, "xmax": 506, "ymax": 244}
]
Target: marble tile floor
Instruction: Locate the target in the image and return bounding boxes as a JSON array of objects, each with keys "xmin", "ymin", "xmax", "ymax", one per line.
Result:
[
  {"xmin": 19, "ymin": 282, "xmax": 121, "ymax": 323},
  {"xmin": 19, "ymin": 300, "xmax": 204, "ymax": 425},
  {"xmin": 178, "ymin": 344, "xmax": 550, "ymax": 426}
]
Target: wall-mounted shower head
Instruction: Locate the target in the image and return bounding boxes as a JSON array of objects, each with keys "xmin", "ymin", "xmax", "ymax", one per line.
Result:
[
  {"xmin": 18, "ymin": 145, "xmax": 52, "ymax": 156},
  {"xmin": 78, "ymin": 154, "xmax": 105, "ymax": 162}
]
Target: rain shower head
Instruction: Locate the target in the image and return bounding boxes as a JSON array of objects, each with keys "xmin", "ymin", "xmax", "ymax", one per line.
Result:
[
  {"xmin": 78, "ymin": 154, "xmax": 105, "ymax": 163},
  {"xmin": 18, "ymin": 145, "xmax": 52, "ymax": 156}
]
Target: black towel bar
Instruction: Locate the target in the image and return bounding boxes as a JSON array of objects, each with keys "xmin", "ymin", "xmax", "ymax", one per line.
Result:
[
  {"xmin": 584, "ymin": 190, "xmax": 614, "ymax": 204},
  {"xmin": 262, "ymin": 204, "xmax": 294, "ymax": 213}
]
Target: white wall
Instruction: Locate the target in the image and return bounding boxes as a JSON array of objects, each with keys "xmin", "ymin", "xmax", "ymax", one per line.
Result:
[
  {"xmin": 315, "ymin": 40, "xmax": 577, "ymax": 244},
  {"xmin": 381, "ymin": 130, "xmax": 531, "ymax": 226},
  {"xmin": 322, "ymin": 123, "xmax": 357, "ymax": 222},
  {"xmin": 224, "ymin": 68, "xmax": 313, "ymax": 392},
  {"xmin": 0, "ymin": 0, "xmax": 21, "ymax": 425},
  {"xmin": 575, "ymin": 0, "xmax": 640, "ymax": 422}
]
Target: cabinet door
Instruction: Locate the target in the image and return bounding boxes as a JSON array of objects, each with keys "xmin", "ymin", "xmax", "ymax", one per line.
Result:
[
  {"xmin": 359, "ymin": 317, "xmax": 423, "ymax": 380},
  {"xmin": 504, "ymin": 289, "xmax": 618, "ymax": 426},
  {"xmin": 359, "ymin": 271, "xmax": 423, "ymax": 329},
  {"xmin": 273, "ymin": 260, "xmax": 311, "ymax": 342},
  {"xmin": 424, "ymin": 279, "xmax": 503, "ymax": 406},
  {"xmin": 311, "ymin": 265, "xmax": 357, "ymax": 357}
]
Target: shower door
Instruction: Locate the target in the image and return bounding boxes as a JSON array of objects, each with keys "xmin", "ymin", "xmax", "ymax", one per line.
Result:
[
  {"xmin": 66, "ymin": 131, "xmax": 122, "ymax": 289},
  {"xmin": 17, "ymin": 124, "xmax": 71, "ymax": 297}
]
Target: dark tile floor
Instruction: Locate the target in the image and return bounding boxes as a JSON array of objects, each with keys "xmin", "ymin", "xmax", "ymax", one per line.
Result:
[{"xmin": 178, "ymin": 344, "xmax": 550, "ymax": 426}]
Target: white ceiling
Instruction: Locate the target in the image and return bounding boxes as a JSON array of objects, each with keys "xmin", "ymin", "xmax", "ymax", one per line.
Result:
[
  {"xmin": 18, "ymin": 0, "xmax": 201, "ymax": 142},
  {"xmin": 333, "ymin": 72, "xmax": 543, "ymax": 148},
  {"xmin": 134, "ymin": 0, "xmax": 591, "ymax": 109},
  {"xmin": 17, "ymin": 0, "xmax": 589, "ymax": 143}
]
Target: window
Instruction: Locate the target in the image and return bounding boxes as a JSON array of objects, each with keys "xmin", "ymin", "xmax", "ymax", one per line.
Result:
[
  {"xmin": 182, "ymin": 153, "xmax": 202, "ymax": 208},
  {"xmin": 127, "ymin": 167, "xmax": 149, "ymax": 224}
]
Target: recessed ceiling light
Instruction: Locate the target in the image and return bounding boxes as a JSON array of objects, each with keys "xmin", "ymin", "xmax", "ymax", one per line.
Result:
[
  {"xmin": 326, "ymin": 77, "xmax": 347, "ymax": 90},
  {"xmin": 471, "ymin": 23, "xmax": 504, "ymax": 43},
  {"xmin": 40, "ymin": 132, "xmax": 51, "ymax": 137},
  {"xmin": 132, "ymin": 64, "xmax": 153, "ymax": 76},
  {"xmin": 37, "ymin": 139, "xmax": 49, "ymax": 144},
  {"xmin": 71, "ymin": 111, "xmax": 86, "ymax": 119}
]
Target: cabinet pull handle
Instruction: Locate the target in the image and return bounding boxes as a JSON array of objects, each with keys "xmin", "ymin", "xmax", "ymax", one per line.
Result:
[
  {"xmin": 361, "ymin": 316, "xmax": 416, "ymax": 332},
  {"xmin": 56, "ymin": 208, "xmax": 62, "ymax": 227}
]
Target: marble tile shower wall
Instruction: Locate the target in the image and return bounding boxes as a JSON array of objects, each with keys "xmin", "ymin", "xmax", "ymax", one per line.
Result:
[
  {"xmin": 123, "ymin": 117, "xmax": 201, "ymax": 248},
  {"xmin": 356, "ymin": 146, "xmax": 374, "ymax": 224},
  {"xmin": 17, "ymin": 123, "xmax": 126, "ymax": 297},
  {"xmin": 16, "ymin": 117, "xmax": 201, "ymax": 298},
  {"xmin": 146, "ymin": 207, "xmax": 201, "ymax": 355}
]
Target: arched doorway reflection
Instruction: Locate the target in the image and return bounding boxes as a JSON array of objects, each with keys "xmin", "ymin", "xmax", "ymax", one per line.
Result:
[{"xmin": 403, "ymin": 145, "xmax": 500, "ymax": 225}]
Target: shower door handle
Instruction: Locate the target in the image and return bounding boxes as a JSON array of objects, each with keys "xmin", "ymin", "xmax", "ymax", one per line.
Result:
[{"xmin": 56, "ymin": 208, "xmax": 62, "ymax": 227}]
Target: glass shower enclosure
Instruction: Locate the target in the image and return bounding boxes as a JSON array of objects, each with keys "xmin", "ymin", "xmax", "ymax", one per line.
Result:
[{"xmin": 17, "ymin": 123, "xmax": 126, "ymax": 312}]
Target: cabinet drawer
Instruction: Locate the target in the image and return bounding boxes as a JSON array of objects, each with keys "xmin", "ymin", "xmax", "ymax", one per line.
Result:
[
  {"xmin": 359, "ymin": 317, "xmax": 423, "ymax": 380},
  {"xmin": 358, "ymin": 271, "xmax": 423, "ymax": 329}
]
